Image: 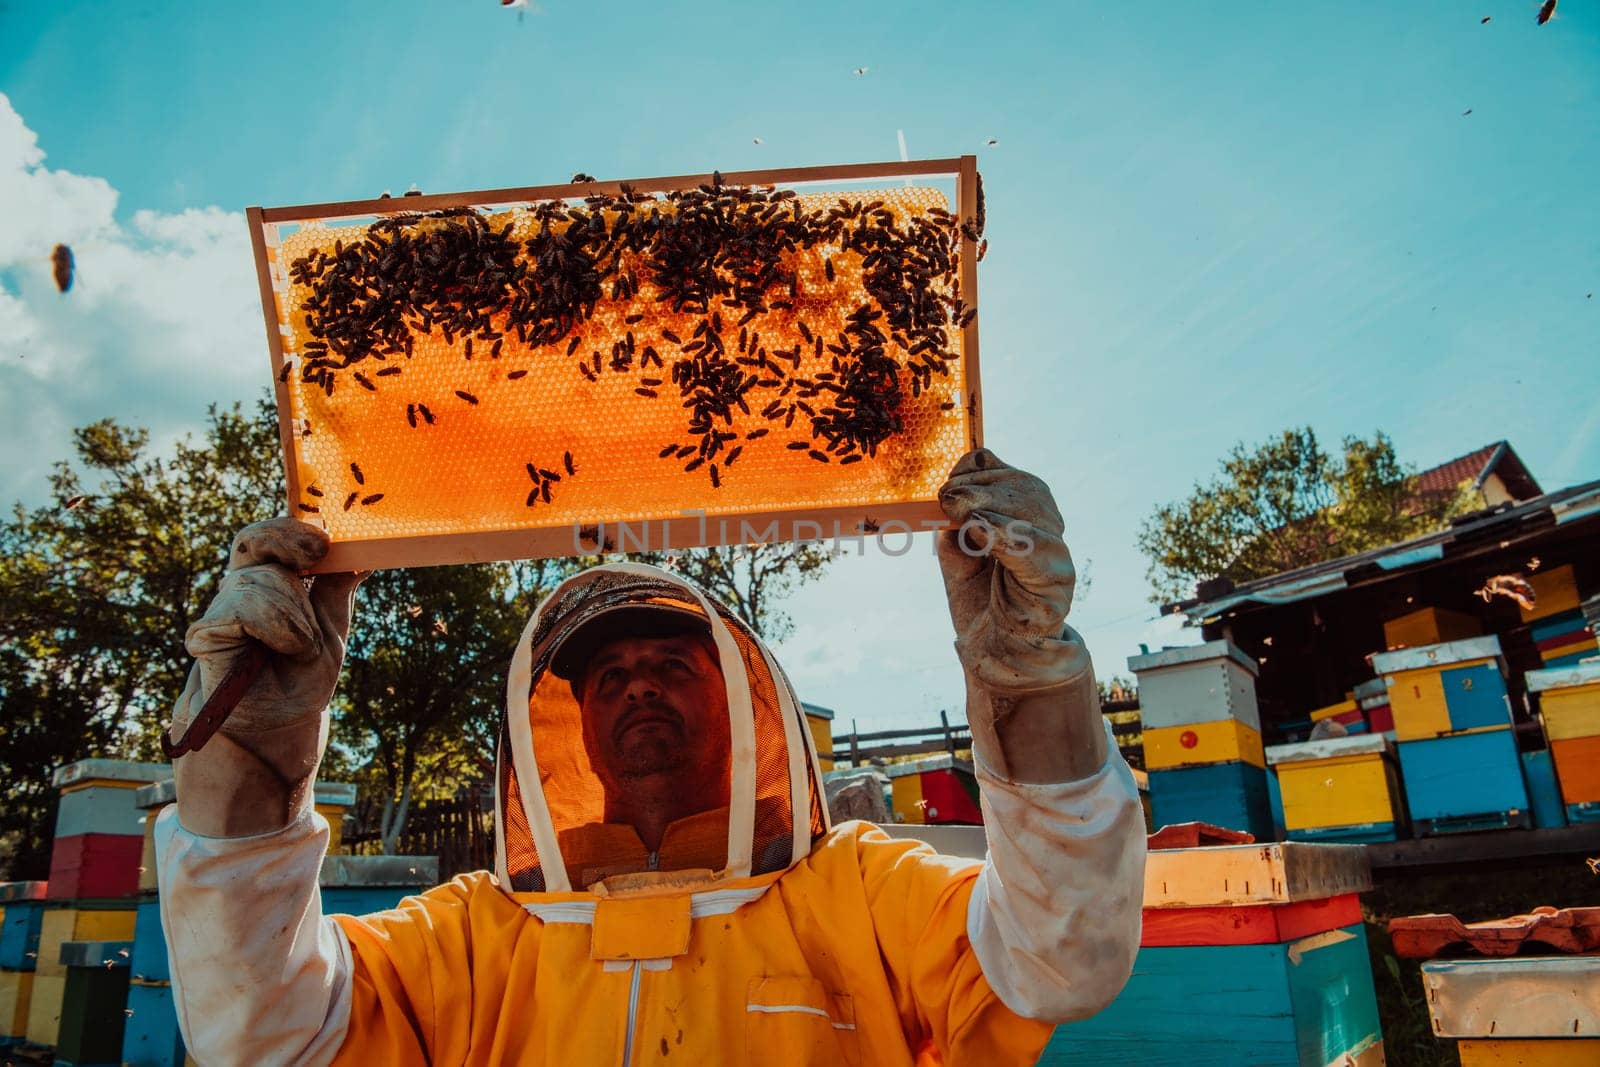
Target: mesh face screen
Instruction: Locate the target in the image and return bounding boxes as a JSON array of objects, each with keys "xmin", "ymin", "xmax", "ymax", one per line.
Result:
[
  {"xmin": 501, "ymin": 568, "xmax": 827, "ymax": 891},
  {"xmin": 258, "ymin": 179, "xmax": 976, "ymax": 562}
]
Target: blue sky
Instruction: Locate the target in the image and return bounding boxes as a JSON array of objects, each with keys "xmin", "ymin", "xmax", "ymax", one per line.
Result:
[{"xmin": 2, "ymin": 1, "xmax": 1596, "ymax": 732}]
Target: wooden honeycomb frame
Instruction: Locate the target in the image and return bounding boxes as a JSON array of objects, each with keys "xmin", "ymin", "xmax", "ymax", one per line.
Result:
[{"xmin": 246, "ymin": 157, "xmax": 983, "ymax": 572}]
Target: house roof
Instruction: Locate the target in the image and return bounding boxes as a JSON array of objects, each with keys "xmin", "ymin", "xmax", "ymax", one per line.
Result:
[
  {"xmin": 1414, "ymin": 441, "xmax": 1542, "ymax": 503},
  {"xmin": 1165, "ymin": 478, "xmax": 1600, "ymax": 621}
]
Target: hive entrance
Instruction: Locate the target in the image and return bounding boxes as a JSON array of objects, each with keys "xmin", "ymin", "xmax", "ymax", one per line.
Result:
[{"xmin": 248, "ymin": 159, "xmax": 984, "ymax": 571}]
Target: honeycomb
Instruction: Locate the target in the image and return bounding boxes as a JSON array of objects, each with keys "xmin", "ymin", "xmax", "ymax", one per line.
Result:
[{"xmin": 261, "ymin": 183, "xmax": 975, "ymax": 556}]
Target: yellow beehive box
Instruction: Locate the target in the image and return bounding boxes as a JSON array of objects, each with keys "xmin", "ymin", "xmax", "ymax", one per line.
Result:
[
  {"xmin": 24, "ymin": 972, "xmax": 64, "ymax": 1046},
  {"xmin": 0, "ymin": 969, "xmax": 32, "ymax": 1037},
  {"xmin": 1528, "ymin": 663, "xmax": 1600, "ymax": 744},
  {"xmin": 35, "ymin": 907, "xmax": 136, "ymax": 978},
  {"xmin": 1266, "ymin": 734, "xmax": 1400, "ymax": 834},
  {"xmin": 1383, "ymin": 606, "xmax": 1482, "ymax": 651},
  {"xmin": 1143, "ymin": 718, "xmax": 1265, "ymax": 771},
  {"xmin": 1457, "ymin": 1038, "xmax": 1600, "ymax": 1065},
  {"xmin": 1520, "ymin": 564, "xmax": 1581, "ymax": 623}
]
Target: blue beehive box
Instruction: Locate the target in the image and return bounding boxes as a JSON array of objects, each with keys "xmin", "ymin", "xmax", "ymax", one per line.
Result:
[
  {"xmin": 130, "ymin": 896, "xmax": 168, "ymax": 983},
  {"xmin": 1521, "ymin": 750, "xmax": 1568, "ymax": 829},
  {"xmin": 0, "ymin": 900, "xmax": 47, "ymax": 971},
  {"xmin": 1397, "ymin": 729, "xmax": 1531, "ymax": 834},
  {"xmin": 1041, "ymin": 923, "xmax": 1382, "ymax": 1066},
  {"xmin": 122, "ymin": 980, "xmax": 185, "ymax": 1067},
  {"xmin": 1147, "ymin": 761, "xmax": 1275, "ymax": 839}
]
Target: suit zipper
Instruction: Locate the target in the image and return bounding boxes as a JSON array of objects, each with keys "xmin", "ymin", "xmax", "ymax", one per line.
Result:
[
  {"xmin": 620, "ymin": 851, "xmax": 659, "ymax": 1066},
  {"xmin": 621, "ymin": 959, "xmax": 643, "ymax": 1067}
]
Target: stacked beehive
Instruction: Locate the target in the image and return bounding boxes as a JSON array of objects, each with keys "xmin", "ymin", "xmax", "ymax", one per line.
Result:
[
  {"xmin": 1353, "ymin": 678, "xmax": 1393, "ymax": 734},
  {"xmin": 49, "ymin": 760, "xmax": 170, "ymax": 900},
  {"xmin": 0, "ymin": 881, "xmax": 48, "ymax": 1048},
  {"xmin": 1306, "ymin": 697, "xmax": 1366, "ymax": 735},
  {"xmin": 1526, "ymin": 662, "xmax": 1600, "ymax": 825},
  {"xmin": 122, "ymin": 777, "xmax": 360, "ymax": 1066},
  {"xmin": 20, "ymin": 759, "xmax": 166, "ymax": 1051},
  {"xmin": 1522, "ymin": 565, "xmax": 1596, "ymax": 669},
  {"xmin": 1266, "ymin": 734, "xmax": 1406, "ymax": 842},
  {"xmin": 886, "ymin": 755, "xmax": 982, "ymax": 825},
  {"xmin": 1370, "ymin": 636, "xmax": 1530, "ymax": 834},
  {"xmin": 1127, "ymin": 642, "xmax": 1274, "ymax": 839},
  {"xmin": 1041, "ymin": 840, "xmax": 1383, "ymax": 1065}
]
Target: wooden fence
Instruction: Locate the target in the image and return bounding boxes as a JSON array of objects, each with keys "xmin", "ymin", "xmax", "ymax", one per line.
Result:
[
  {"xmin": 346, "ymin": 794, "xmax": 495, "ymax": 881},
  {"xmin": 824, "ymin": 699, "xmax": 1143, "ymax": 769}
]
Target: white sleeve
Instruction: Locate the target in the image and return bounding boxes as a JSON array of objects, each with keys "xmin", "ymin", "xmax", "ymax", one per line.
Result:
[
  {"xmin": 967, "ymin": 718, "xmax": 1146, "ymax": 1022},
  {"xmin": 154, "ymin": 805, "xmax": 353, "ymax": 1066}
]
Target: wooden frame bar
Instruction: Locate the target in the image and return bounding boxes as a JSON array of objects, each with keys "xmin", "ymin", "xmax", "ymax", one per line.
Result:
[{"xmin": 245, "ymin": 158, "xmax": 982, "ymax": 573}]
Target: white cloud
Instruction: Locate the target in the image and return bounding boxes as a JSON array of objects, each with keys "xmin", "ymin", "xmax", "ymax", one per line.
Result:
[{"xmin": 0, "ymin": 93, "xmax": 264, "ymax": 505}]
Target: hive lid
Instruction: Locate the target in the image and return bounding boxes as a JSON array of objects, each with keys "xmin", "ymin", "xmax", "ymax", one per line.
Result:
[
  {"xmin": 134, "ymin": 778, "xmax": 360, "ymax": 809},
  {"xmin": 1143, "ymin": 841, "xmax": 1371, "ymax": 908},
  {"xmin": 1526, "ymin": 662, "xmax": 1600, "ymax": 692},
  {"xmin": 1127, "ymin": 639, "xmax": 1259, "ymax": 678},
  {"xmin": 0, "ymin": 881, "xmax": 49, "ymax": 902},
  {"xmin": 1266, "ymin": 732, "xmax": 1391, "ymax": 765},
  {"xmin": 1352, "ymin": 677, "xmax": 1388, "ymax": 701},
  {"xmin": 1422, "ymin": 956, "xmax": 1600, "ymax": 1038},
  {"xmin": 1369, "ymin": 635, "xmax": 1504, "ymax": 675},
  {"xmin": 51, "ymin": 759, "xmax": 171, "ymax": 790},
  {"xmin": 248, "ymin": 159, "xmax": 984, "ymax": 573},
  {"xmin": 882, "ymin": 754, "xmax": 973, "ymax": 778}
]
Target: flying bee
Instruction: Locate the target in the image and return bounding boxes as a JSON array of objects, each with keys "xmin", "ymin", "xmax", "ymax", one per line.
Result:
[
  {"xmin": 51, "ymin": 244, "xmax": 74, "ymax": 292},
  {"xmin": 1538, "ymin": 0, "xmax": 1556, "ymax": 23}
]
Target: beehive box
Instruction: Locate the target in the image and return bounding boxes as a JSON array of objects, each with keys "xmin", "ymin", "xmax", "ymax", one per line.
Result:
[
  {"xmin": 0, "ymin": 897, "xmax": 47, "ymax": 970},
  {"xmin": 1520, "ymin": 750, "xmax": 1568, "ymax": 829},
  {"xmin": 1530, "ymin": 609, "xmax": 1598, "ymax": 669},
  {"xmin": 1043, "ymin": 842, "xmax": 1381, "ymax": 1066},
  {"xmin": 122, "ymin": 979, "xmax": 184, "ymax": 1067},
  {"xmin": 1308, "ymin": 697, "xmax": 1365, "ymax": 733},
  {"xmin": 1126, "ymin": 641, "xmax": 1261, "ymax": 731},
  {"xmin": 57, "ymin": 940, "xmax": 132, "ymax": 1065},
  {"xmin": 1353, "ymin": 677, "xmax": 1393, "ymax": 735},
  {"xmin": 1143, "ymin": 717, "xmax": 1266, "ymax": 771},
  {"xmin": 1147, "ymin": 761, "xmax": 1275, "ymax": 840},
  {"xmin": 24, "ymin": 972, "xmax": 64, "ymax": 1046},
  {"xmin": 248, "ymin": 159, "xmax": 984, "ymax": 572},
  {"xmin": 1422, "ymin": 956, "xmax": 1600, "ymax": 1065},
  {"xmin": 1519, "ymin": 564, "xmax": 1582, "ymax": 623},
  {"xmin": 1527, "ymin": 662, "xmax": 1600, "ymax": 821},
  {"xmin": 802, "ymin": 702, "xmax": 835, "ymax": 772},
  {"xmin": 0, "ymin": 969, "xmax": 31, "ymax": 1041},
  {"xmin": 1266, "ymin": 734, "xmax": 1404, "ymax": 843},
  {"xmin": 51, "ymin": 760, "xmax": 171, "ymax": 901},
  {"xmin": 35, "ymin": 907, "xmax": 136, "ymax": 979},
  {"xmin": 1371, "ymin": 637, "xmax": 1513, "ymax": 742},
  {"xmin": 886, "ymin": 755, "xmax": 982, "ymax": 825},
  {"xmin": 1396, "ymin": 728, "xmax": 1531, "ymax": 835},
  {"xmin": 1382, "ymin": 606, "xmax": 1481, "ymax": 651}
]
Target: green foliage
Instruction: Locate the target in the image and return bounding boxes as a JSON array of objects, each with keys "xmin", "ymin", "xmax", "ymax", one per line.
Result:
[
  {"xmin": 0, "ymin": 400, "xmax": 283, "ymax": 877},
  {"xmin": 1, "ymin": 398, "xmax": 833, "ymax": 870},
  {"xmin": 1137, "ymin": 428, "xmax": 1478, "ymax": 604}
]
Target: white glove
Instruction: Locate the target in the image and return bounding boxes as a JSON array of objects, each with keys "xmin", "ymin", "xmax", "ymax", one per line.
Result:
[
  {"xmin": 937, "ymin": 449, "xmax": 1105, "ymax": 782},
  {"xmin": 169, "ymin": 518, "xmax": 363, "ymax": 837}
]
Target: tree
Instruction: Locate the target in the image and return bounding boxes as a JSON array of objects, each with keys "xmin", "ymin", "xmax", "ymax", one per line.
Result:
[
  {"xmin": 1, "ymin": 396, "xmax": 835, "ymax": 871},
  {"xmin": 1137, "ymin": 428, "xmax": 1474, "ymax": 604},
  {"xmin": 0, "ymin": 401, "xmax": 283, "ymax": 878}
]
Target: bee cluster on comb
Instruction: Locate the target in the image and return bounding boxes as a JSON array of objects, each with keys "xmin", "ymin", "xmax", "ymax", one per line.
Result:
[{"xmin": 262, "ymin": 169, "xmax": 981, "ymax": 556}]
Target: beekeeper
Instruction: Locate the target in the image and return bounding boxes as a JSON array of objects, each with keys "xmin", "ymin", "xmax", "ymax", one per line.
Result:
[{"xmin": 156, "ymin": 449, "xmax": 1145, "ymax": 1065}]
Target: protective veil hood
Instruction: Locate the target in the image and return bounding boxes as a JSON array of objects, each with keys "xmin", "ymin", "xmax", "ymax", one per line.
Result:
[{"xmin": 494, "ymin": 562, "xmax": 830, "ymax": 893}]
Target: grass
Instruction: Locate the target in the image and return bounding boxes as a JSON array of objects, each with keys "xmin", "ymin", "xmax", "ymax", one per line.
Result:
[{"xmin": 1359, "ymin": 856, "xmax": 1600, "ymax": 1066}]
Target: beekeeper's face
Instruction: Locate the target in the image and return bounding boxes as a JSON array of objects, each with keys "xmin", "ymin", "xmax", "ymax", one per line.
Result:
[{"xmin": 579, "ymin": 634, "xmax": 732, "ymax": 792}]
